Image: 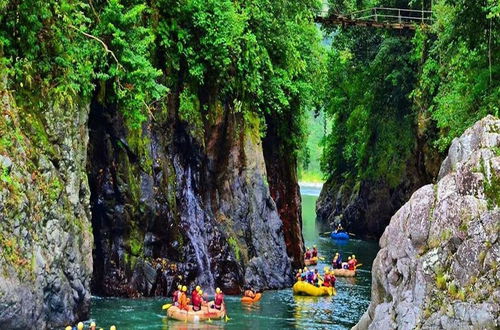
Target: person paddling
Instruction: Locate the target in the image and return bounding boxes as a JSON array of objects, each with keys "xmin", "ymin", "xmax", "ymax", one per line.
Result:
[
  {"xmin": 173, "ymin": 284, "xmax": 182, "ymax": 306},
  {"xmin": 323, "ymin": 268, "xmax": 332, "ymax": 287},
  {"xmin": 304, "ymin": 247, "xmax": 312, "ymax": 260},
  {"xmin": 192, "ymin": 287, "xmax": 202, "ymax": 311},
  {"xmin": 348, "ymin": 256, "xmax": 356, "ymax": 271},
  {"xmin": 301, "ymin": 267, "xmax": 308, "ymax": 281},
  {"xmin": 212, "ymin": 287, "xmax": 224, "ymax": 310},
  {"xmin": 312, "ymin": 245, "xmax": 318, "ymax": 258},
  {"xmin": 352, "ymin": 254, "xmax": 358, "ymax": 266},
  {"xmin": 331, "ymin": 270, "xmax": 337, "ymax": 287},
  {"xmin": 179, "ymin": 285, "xmax": 189, "ymax": 311},
  {"xmin": 244, "ymin": 287, "xmax": 256, "ymax": 298},
  {"xmin": 296, "ymin": 269, "xmax": 303, "ymax": 281}
]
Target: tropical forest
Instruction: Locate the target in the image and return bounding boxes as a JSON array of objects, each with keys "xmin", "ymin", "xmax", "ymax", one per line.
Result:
[{"xmin": 0, "ymin": 0, "xmax": 498, "ymax": 329}]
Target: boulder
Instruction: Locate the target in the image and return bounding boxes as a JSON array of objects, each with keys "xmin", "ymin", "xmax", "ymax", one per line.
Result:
[{"xmin": 354, "ymin": 115, "xmax": 500, "ymax": 330}]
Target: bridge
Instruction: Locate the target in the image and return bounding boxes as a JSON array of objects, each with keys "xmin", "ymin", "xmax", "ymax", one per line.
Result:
[{"xmin": 316, "ymin": 4, "xmax": 433, "ymax": 30}]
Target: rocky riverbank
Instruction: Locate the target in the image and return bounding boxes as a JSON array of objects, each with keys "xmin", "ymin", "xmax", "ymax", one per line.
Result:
[{"xmin": 354, "ymin": 115, "xmax": 500, "ymax": 329}]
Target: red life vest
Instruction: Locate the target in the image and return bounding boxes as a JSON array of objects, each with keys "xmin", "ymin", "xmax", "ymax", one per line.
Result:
[
  {"xmin": 348, "ymin": 259, "xmax": 355, "ymax": 270},
  {"xmin": 305, "ymin": 251, "xmax": 312, "ymax": 259},
  {"xmin": 215, "ymin": 293, "xmax": 224, "ymax": 306},
  {"xmin": 323, "ymin": 274, "xmax": 331, "ymax": 287},
  {"xmin": 312, "ymin": 249, "xmax": 318, "ymax": 257},
  {"xmin": 173, "ymin": 290, "xmax": 179, "ymax": 302},
  {"xmin": 192, "ymin": 291, "xmax": 202, "ymax": 307}
]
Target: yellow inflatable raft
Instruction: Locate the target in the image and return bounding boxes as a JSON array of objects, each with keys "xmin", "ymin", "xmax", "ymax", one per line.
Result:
[
  {"xmin": 333, "ymin": 269, "xmax": 356, "ymax": 277},
  {"xmin": 167, "ymin": 301, "xmax": 225, "ymax": 322},
  {"xmin": 292, "ymin": 281, "xmax": 336, "ymax": 296},
  {"xmin": 304, "ymin": 257, "xmax": 318, "ymax": 266}
]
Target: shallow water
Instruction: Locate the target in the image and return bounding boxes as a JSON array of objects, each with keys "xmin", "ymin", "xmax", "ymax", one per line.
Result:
[{"xmin": 88, "ymin": 186, "xmax": 379, "ymax": 329}]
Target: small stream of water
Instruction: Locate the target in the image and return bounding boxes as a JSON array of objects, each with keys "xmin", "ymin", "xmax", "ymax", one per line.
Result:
[{"xmin": 88, "ymin": 185, "xmax": 379, "ymax": 329}]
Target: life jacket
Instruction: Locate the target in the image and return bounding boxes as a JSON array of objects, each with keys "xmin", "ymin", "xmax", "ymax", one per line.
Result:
[
  {"xmin": 296, "ymin": 273, "xmax": 302, "ymax": 281},
  {"xmin": 342, "ymin": 262, "xmax": 348, "ymax": 269},
  {"xmin": 173, "ymin": 290, "xmax": 179, "ymax": 302},
  {"xmin": 192, "ymin": 291, "xmax": 202, "ymax": 307},
  {"xmin": 331, "ymin": 275, "xmax": 336, "ymax": 287},
  {"xmin": 179, "ymin": 292, "xmax": 188, "ymax": 310},
  {"xmin": 305, "ymin": 251, "xmax": 311, "ymax": 259},
  {"xmin": 323, "ymin": 274, "xmax": 331, "ymax": 287},
  {"xmin": 312, "ymin": 249, "xmax": 318, "ymax": 257},
  {"xmin": 348, "ymin": 259, "xmax": 355, "ymax": 271},
  {"xmin": 301, "ymin": 273, "xmax": 307, "ymax": 280},
  {"xmin": 215, "ymin": 293, "xmax": 224, "ymax": 307},
  {"xmin": 307, "ymin": 271, "xmax": 314, "ymax": 283}
]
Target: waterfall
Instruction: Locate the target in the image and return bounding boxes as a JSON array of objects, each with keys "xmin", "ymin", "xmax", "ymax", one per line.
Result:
[{"xmin": 175, "ymin": 161, "xmax": 216, "ymax": 293}]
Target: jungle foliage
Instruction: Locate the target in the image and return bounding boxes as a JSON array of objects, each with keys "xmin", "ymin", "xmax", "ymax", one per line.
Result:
[
  {"xmin": 0, "ymin": 0, "xmax": 325, "ymax": 156},
  {"xmin": 321, "ymin": 0, "xmax": 499, "ymax": 185}
]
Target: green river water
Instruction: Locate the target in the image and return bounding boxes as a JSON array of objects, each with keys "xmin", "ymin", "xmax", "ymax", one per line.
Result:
[{"xmin": 88, "ymin": 186, "xmax": 379, "ymax": 329}]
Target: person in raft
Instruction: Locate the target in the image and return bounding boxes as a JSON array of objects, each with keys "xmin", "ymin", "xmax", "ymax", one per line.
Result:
[
  {"xmin": 335, "ymin": 223, "xmax": 344, "ymax": 233},
  {"xmin": 295, "ymin": 269, "xmax": 303, "ymax": 281},
  {"xmin": 211, "ymin": 287, "xmax": 225, "ymax": 310},
  {"xmin": 173, "ymin": 284, "xmax": 182, "ymax": 306},
  {"xmin": 301, "ymin": 267, "xmax": 308, "ymax": 281},
  {"xmin": 332, "ymin": 252, "xmax": 343, "ymax": 269},
  {"xmin": 306, "ymin": 268, "xmax": 315, "ymax": 284},
  {"xmin": 191, "ymin": 285, "xmax": 202, "ymax": 311},
  {"xmin": 244, "ymin": 287, "xmax": 257, "ymax": 298},
  {"xmin": 312, "ymin": 245, "xmax": 318, "ymax": 258},
  {"xmin": 313, "ymin": 269, "xmax": 323, "ymax": 286},
  {"xmin": 179, "ymin": 285, "xmax": 189, "ymax": 311},
  {"xmin": 343, "ymin": 257, "xmax": 351, "ymax": 270},
  {"xmin": 348, "ymin": 256, "xmax": 356, "ymax": 271},
  {"xmin": 304, "ymin": 247, "xmax": 312, "ymax": 260},
  {"xmin": 352, "ymin": 254, "xmax": 358, "ymax": 265},
  {"xmin": 322, "ymin": 268, "xmax": 335, "ymax": 287}
]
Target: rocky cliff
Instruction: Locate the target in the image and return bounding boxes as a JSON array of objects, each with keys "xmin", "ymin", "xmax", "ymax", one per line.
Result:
[
  {"xmin": 354, "ymin": 115, "xmax": 500, "ymax": 329},
  {"xmin": 316, "ymin": 130, "xmax": 441, "ymax": 238},
  {"xmin": 0, "ymin": 85, "xmax": 93, "ymax": 328},
  {"xmin": 87, "ymin": 95, "xmax": 294, "ymax": 297}
]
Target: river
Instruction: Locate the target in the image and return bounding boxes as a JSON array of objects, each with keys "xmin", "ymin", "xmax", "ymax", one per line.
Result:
[{"xmin": 88, "ymin": 185, "xmax": 379, "ymax": 329}]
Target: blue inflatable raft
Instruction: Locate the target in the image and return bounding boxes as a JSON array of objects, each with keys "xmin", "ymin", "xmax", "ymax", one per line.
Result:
[{"xmin": 330, "ymin": 232, "xmax": 350, "ymax": 240}]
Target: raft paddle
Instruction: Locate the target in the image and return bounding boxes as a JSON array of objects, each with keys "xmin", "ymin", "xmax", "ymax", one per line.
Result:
[
  {"xmin": 355, "ymin": 263, "xmax": 363, "ymax": 269},
  {"xmin": 162, "ymin": 303, "xmax": 172, "ymax": 310},
  {"xmin": 318, "ymin": 256, "xmax": 325, "ymax": 261}
]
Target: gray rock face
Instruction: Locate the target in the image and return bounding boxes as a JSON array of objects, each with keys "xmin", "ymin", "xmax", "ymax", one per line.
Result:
[
  {"xmin": 0, "ymin": 90, "xmax": 93, "ymax": 328},
  {"xmin": 354, "ymin": 115, "xmax": 500, "ymax": 330},
  {"xmin": 87, "ymin": 102, "xmax": 293, "ymax": 297}
]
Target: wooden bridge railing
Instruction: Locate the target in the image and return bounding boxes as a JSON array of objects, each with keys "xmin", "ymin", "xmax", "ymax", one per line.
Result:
[{"xmin": 316, "ymin": 2, "xmax": 433, "ymax": 30}]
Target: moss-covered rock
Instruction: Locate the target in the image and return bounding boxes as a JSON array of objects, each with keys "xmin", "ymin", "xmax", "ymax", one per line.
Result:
[
  {"xmin": 0, "ymin": 86, "xmax": 92, "ymax": 328},
  {"xmin": 354, "ymin": 116, "xmax": 500, "ymax": 330}
]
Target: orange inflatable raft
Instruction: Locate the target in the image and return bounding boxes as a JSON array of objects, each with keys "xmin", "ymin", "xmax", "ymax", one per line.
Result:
[
  {"xmin": 241, "ymin": 293, "xmax": 262, "ymax": 303},
  {"xmin": 304, "ymin": 257, "xmax": 318, "ymax": 266},
  {"xmin": 167, "ymin": 301, "xmax": 225, "ymax": 322}
]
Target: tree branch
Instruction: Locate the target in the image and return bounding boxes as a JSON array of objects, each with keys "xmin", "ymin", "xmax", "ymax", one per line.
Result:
[{"xmin": 68, "ymin": 25, "xmax": 124, "ymax": 70}]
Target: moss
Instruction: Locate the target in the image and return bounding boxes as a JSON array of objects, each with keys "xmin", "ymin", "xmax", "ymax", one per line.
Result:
[
  {"xmin": 436, "ymin": 272, "xmax": 446, "ymax": 290},
  {"xmin": 456, "ymin": 288, "xmax": 466, "ymax": 301},
  {"xmin": 447, "ymin": 282, "xmax": 457, "ymax": 296},
  {"xmin": 227, "ymin": 237, "xmax": 241, "ymax": 261},
  {"xmin": 478, "ymin": 250, "xmax": 486, "ymax": 264},
  {"xmin": 483, "ymin": 171, "xmax": 499, "ymax": 210},
  {"xmin": 48, "ymin": 177, "xmax": 62, "ymax": 200},
  {"xmin": 440, "ymin": 229, "xmax": 452, "ymax": 242}
]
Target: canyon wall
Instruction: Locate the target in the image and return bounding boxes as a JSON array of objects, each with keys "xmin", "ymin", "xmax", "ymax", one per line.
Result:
[
  {"xmin": 87, "ymin": 97, "xmax": 294, "ymax": 297},
  {"xmin": 0, "ymin": 84, "xmax": 93, "ymax": 328},
  {"xmin": 354, "ymin": 115, "xmax": 499, "ymax": 329}
]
